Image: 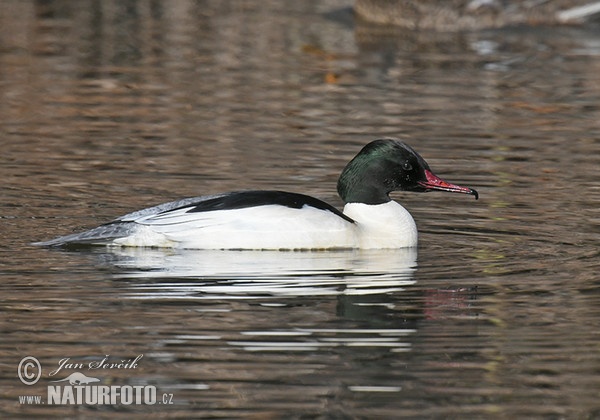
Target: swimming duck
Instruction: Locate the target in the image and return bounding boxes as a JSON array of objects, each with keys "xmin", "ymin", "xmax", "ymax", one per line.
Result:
[{"xmin": 34, "ymin": 139, "xmax": 478, "ymax": 250}]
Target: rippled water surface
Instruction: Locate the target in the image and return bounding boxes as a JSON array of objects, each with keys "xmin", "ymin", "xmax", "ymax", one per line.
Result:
[{"xmin": 2, "ymin": 1, "xmax": 600, "ymax": 418}]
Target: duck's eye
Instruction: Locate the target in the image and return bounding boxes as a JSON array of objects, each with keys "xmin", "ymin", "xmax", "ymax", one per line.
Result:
[{"xmin": 402, "ymin": 161, "xmax": 413, "ymax": 171}]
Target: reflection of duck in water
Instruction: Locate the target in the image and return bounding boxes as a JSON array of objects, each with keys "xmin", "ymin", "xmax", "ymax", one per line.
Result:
[
  {"xmin": 355, "ymin": 0, "xmax": 600, "ymax": 30},
  {"xmin": 35, "ymin": 139, "xmax": 477, "ymax": 250}
]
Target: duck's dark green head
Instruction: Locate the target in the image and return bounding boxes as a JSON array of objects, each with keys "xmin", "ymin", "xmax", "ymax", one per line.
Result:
[{"xmin": 337, "ymin": 139, "xmax": 478, "ymax": 204}]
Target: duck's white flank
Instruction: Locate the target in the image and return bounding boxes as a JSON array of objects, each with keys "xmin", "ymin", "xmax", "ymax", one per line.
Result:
[
  {"xmin": 109, "ymin": 201, "xmax": 416, "ymax": 250},
  {"xmin": 113, "ymin": 204, "xmax": 354, "ymax": 250}
]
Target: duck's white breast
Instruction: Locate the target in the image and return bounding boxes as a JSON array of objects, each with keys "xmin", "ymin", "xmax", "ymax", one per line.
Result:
[{"xmin": 342, "ymin": 201, "xmax": 418, "ymax": 249}]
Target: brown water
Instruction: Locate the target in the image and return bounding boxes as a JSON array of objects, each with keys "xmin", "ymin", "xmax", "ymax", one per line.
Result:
[{"xmin": 2, "ymin": 1, "xmax": 600, "ymax": 418}]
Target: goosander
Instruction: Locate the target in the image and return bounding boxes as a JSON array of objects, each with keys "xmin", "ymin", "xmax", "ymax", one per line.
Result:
[{"xmin": 34, "ymin": 139, "xmax": 478, "ymax": 250}]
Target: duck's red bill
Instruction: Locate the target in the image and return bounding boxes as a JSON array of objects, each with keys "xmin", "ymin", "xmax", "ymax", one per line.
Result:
[{"xmin": 418, "ymin": 170, "xmax": 478, "ymax": 199}]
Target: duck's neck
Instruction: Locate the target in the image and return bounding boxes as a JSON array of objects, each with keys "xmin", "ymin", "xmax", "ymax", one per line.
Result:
[
  {"xmin": 343, "ymin": 201, "xmax": 418, "ymax": 249},
  {"xmin": 336, "ymin": 154, "xmax": 393, "ymax": 205}
]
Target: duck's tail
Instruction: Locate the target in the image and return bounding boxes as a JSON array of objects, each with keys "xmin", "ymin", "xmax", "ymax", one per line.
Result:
[{"xmin": 32, "ymin": 222, "xmax": 135, "ymax": 248}]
